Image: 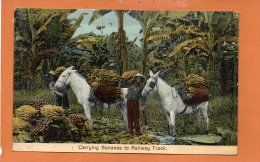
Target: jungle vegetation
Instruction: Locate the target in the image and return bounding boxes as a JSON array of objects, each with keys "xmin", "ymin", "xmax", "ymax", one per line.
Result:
[
  {"xmin": 14, "ymin": 9, "xmax": 238, "ymax": 97},
  {"xmin": 14, "ymin": 9, "xmax": 238, "ymax": 144}
]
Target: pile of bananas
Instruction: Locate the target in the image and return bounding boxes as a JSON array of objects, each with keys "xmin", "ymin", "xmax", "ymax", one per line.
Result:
[
  {"xmin": 121, "ymin": 70, "xmax": 138, "ymax": 85},
  {"xmin": 185, "ymin": 74, "xmax": 207, "ymax": 88},
  {"xmin": 15, "ymin": 105, "xmax": 38, "ymax": 122},
  {"xmin": 28, "ymin": 100, "xmax": 48, "ymax": 110},
  {"xmin": 40, "ymin": 105, "xmax": 65, "ymax": 121},
  {"xmin": 90, "ymin": 69, "xmax": 120, "ymax": 90},
  {"xmin": 31, "ymin": 116, "xmax": 81, "ymax": 141},
  {"xmin": 13, "ymin": 117, "xmax": 32, "ymax": 133},
  {"xmin": 13, "ymin": 103, "xmax": 90, "ymax": 142}
]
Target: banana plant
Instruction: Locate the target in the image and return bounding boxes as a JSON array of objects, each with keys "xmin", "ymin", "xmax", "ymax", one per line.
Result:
[
  {"xmin": 127, "ymin": 11, "xmax": 164, "ymax": 74},
  {"xmin": 88, "ymin": 10, "xmax": 128, "ymax": 74},
  {"xmin": 167, "ymin": 12, "xmax": 238, "ymax": 94},
  {"xmin": 169, "ymin": 12, "xmax": 238, "ymax": 69},
  {"xmin": 14, "ymin": 9, "xmax": 85, "ymax": 89}
]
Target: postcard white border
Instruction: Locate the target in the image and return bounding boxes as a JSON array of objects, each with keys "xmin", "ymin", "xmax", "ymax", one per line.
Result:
[{"xmin": 13, "ymin": 143, "xmax": 237, "ymax": 155}]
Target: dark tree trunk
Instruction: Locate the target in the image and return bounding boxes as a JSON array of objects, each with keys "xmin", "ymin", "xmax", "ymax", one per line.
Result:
[
  {"xmin": 118, "ymin": 10, "xmax": 128, "ymax": 74},
  {"xmin": 42, "ymin": 58, "xmax": 49, "ymax": 88},
  {"xmin": 141, "ymin": 35, "xmax": 148, "ymax": 75}
]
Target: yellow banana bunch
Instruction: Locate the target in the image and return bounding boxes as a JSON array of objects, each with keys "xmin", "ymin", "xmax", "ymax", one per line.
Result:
[
  {"xmin": 186, "ymin": 87, "xmax": 195, "ymax": 99},
  {"xmin": 40, "ymin": 105, "xmax": 65, "ymax": 120},
  {"xmin": 13, "ymin": 117, "xmax": 32, "ymax": 132},
  {"xmin": 15, "ymin": 105, "xmax": 38, "ymax": 122},
  {"xmin": 121, "ymin": 70, "xmax": 138, "ymax": 85},
  {"xmin": 90, "ymin": 69, "xmax": 120, "ymax": 90},
  {"xmin": 185, "ymin": 74, "xmax": 207, "ymax": 88}
]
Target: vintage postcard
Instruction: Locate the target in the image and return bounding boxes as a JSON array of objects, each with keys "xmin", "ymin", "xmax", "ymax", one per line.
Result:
[{"xmin": 12, "ymin": 8, "xmax": 238, "ymax": 154}]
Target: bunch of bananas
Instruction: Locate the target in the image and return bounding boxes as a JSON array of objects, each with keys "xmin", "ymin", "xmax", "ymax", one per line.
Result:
[
  {"xmin": 31, "ymin": 115, "xmax": 80, "ymax": 141},
  {"xmin": 13, "ymin": 117, "xmax": 32, "ymax": 133},
  {"xmin": 186, "ymin": 87, "xmax": 195, "ymax": 100},
  {"xmin": 32, "ymin": 118, "xmax": 64, "ymax": 141},
  {"xmin": 185, "ymin": 74, "xmax": 207, "ymax": 88},
  {"xmin": 40, "ymin": 105, "xmax": 65, "ymax": 121},
  {"xmin": 68, "ymin": 113, "xmax": 87, "ymax": 125},
  {"xmin": 121, "ymin": 70, "xmax": 138, "ymax": 85},
  {"xmin": 90, "ymin": 69, "xmax": 120, "ymax": 90},
  {"xmin": 15, "ymin": 105, "xmax": 38, "ymax": 122},
  {"xmin": 31, "ymin": 117, "xmax": 52, "ymax": 136},
  {"xmin": 28, "ymin": 100, "xmax": 48, "ymax": 110},
  {"xmin": 54, "ymin": 66, "xmax": 66, "ymax": 76}
]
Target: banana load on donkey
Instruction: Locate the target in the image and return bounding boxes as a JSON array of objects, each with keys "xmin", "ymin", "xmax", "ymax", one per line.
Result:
[
  {"xmin": 90, "ymin": 69, "xmax": 145, "ymax": 105},
  {"xmin": 54, "ymin": 66, "xmax": 146, "ymax": 131},
  {"xmin": 91, "ymin": 69, "xmax": 146, "ymax": 136},
  {"xmin": 142, "ymin": 71, "xmax": 209, "ymax": 136},
  {"xmin": 177, "ymin": 74, "xmax": 209, "ymax": 106}
]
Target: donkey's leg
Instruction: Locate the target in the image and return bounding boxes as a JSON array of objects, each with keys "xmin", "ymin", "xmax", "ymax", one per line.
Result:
[
  {"xmin": 201, "ymin": 102, "xmax": 209, "ymax": 132},
  {"xmin": 164, "ymin": 110, "xmax": 171, "ymax": 135},
  {"xmin": 96, "ymin": 100, "xmax": 103, "ymax": 115},
  {"xmin": 140, "ymin": 103, "xmax": 147, "ymax": 126},
  {"xmin": 83, "ymin": 101, "xmax": 92, "ymax": 124},
  {"xmin": 118, "ymin": 102, "xmax": 128, "ymax": 131},
  {"xmin": 169, "ymin": 110, "xmax": 176, "ymax": 136},
  {"xmin": 195, "ymin": 110, "xmax": 202, "ymax": 130}
]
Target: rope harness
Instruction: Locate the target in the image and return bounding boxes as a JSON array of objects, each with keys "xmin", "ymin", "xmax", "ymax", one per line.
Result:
[
  {"xmin": 55, "ymin": 72, "xmax": 71, "ymax": 96},
  {"xmin": 171, "ymin": 87, "xmax": 198, "ymax": 115}
]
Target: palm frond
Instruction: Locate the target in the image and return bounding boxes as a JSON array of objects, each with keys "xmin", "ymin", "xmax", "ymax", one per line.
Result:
[
  {"xmin": 148, "ymin": 28, "xmax": 172, "ymax": 42},
  {"xmin": 61, "ymin": 13, "xmax": 85, "ymax": 41},
  {"xmin": 174, "ymin": 25, "xmax": 205, "ymax": 37},
  {"xmin": 35, "ymin": 13, "xmax": 60, "ymax": 36},
  {"xmin": 184, "ymin": 42, "xmax": 210, "ymax": 57},
  {"xmin": 168, "ymin": 38, "xmax": 205, "ymax": 57}
]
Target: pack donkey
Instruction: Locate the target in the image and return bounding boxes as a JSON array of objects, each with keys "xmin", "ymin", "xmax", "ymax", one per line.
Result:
[
  {"xmin": 142, "ymin": 70, "xmax": 209, "ymax": 136},
  {"xmin": 54, "ymin": 66, "xmax": 128, "ymax": 129}
]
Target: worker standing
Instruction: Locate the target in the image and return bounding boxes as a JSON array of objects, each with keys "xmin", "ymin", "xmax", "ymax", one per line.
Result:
[
  {"xmin": 48, "ymin": 66, "xmax": 70, "ymax": 108},
  {"xmin": 125, "ymin": 74, "xmax": 145, "ymax": 136}
]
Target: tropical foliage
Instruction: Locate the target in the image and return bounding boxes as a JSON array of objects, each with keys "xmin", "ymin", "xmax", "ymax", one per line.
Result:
[
  {"xmin": 13, "ymin": 9, "xmax": 238, "ymax": 145},
  {"xmin": 14, "ymin": 9, "xmax": 238, "ymax": 95},
  {"xmin": 14, "ymin": 9, "xmax": 86, "ymax": 89}
]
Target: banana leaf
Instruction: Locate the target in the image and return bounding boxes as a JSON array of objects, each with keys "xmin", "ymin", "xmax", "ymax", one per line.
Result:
[{"xmin": 179, "ymin": 134, "xmax": 222, "ymax": 144}]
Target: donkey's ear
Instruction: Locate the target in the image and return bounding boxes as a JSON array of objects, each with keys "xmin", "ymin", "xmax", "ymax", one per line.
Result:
[
  {"xmin": 67, "ymin": 66, "xmax": 74, "ymax": 70},
  {"xmin": 149, "ymin": 70, "xmax": 154, "ymax": 77},
  {"xmin": 153, "ymin": 71, "xmax": 160, "ymax": 78}
]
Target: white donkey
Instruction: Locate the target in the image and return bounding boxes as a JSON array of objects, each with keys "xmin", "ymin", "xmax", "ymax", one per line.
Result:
[
  {"xmin": 54, "ymin": 66, "xmax": 128, "ymax": 129},
  {"xmin": 142, "ymin": 70, "xmax": 209, "ymax": 136}
]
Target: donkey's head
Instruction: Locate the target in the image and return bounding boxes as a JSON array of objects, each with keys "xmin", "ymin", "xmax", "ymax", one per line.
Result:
[
  {"xmin": 54, "ymin": 66, "xmax": 76, "ymax": 95},
  {"xmin": 141, "ymin": 70, "xmax": 160, "ymax": 98}
]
